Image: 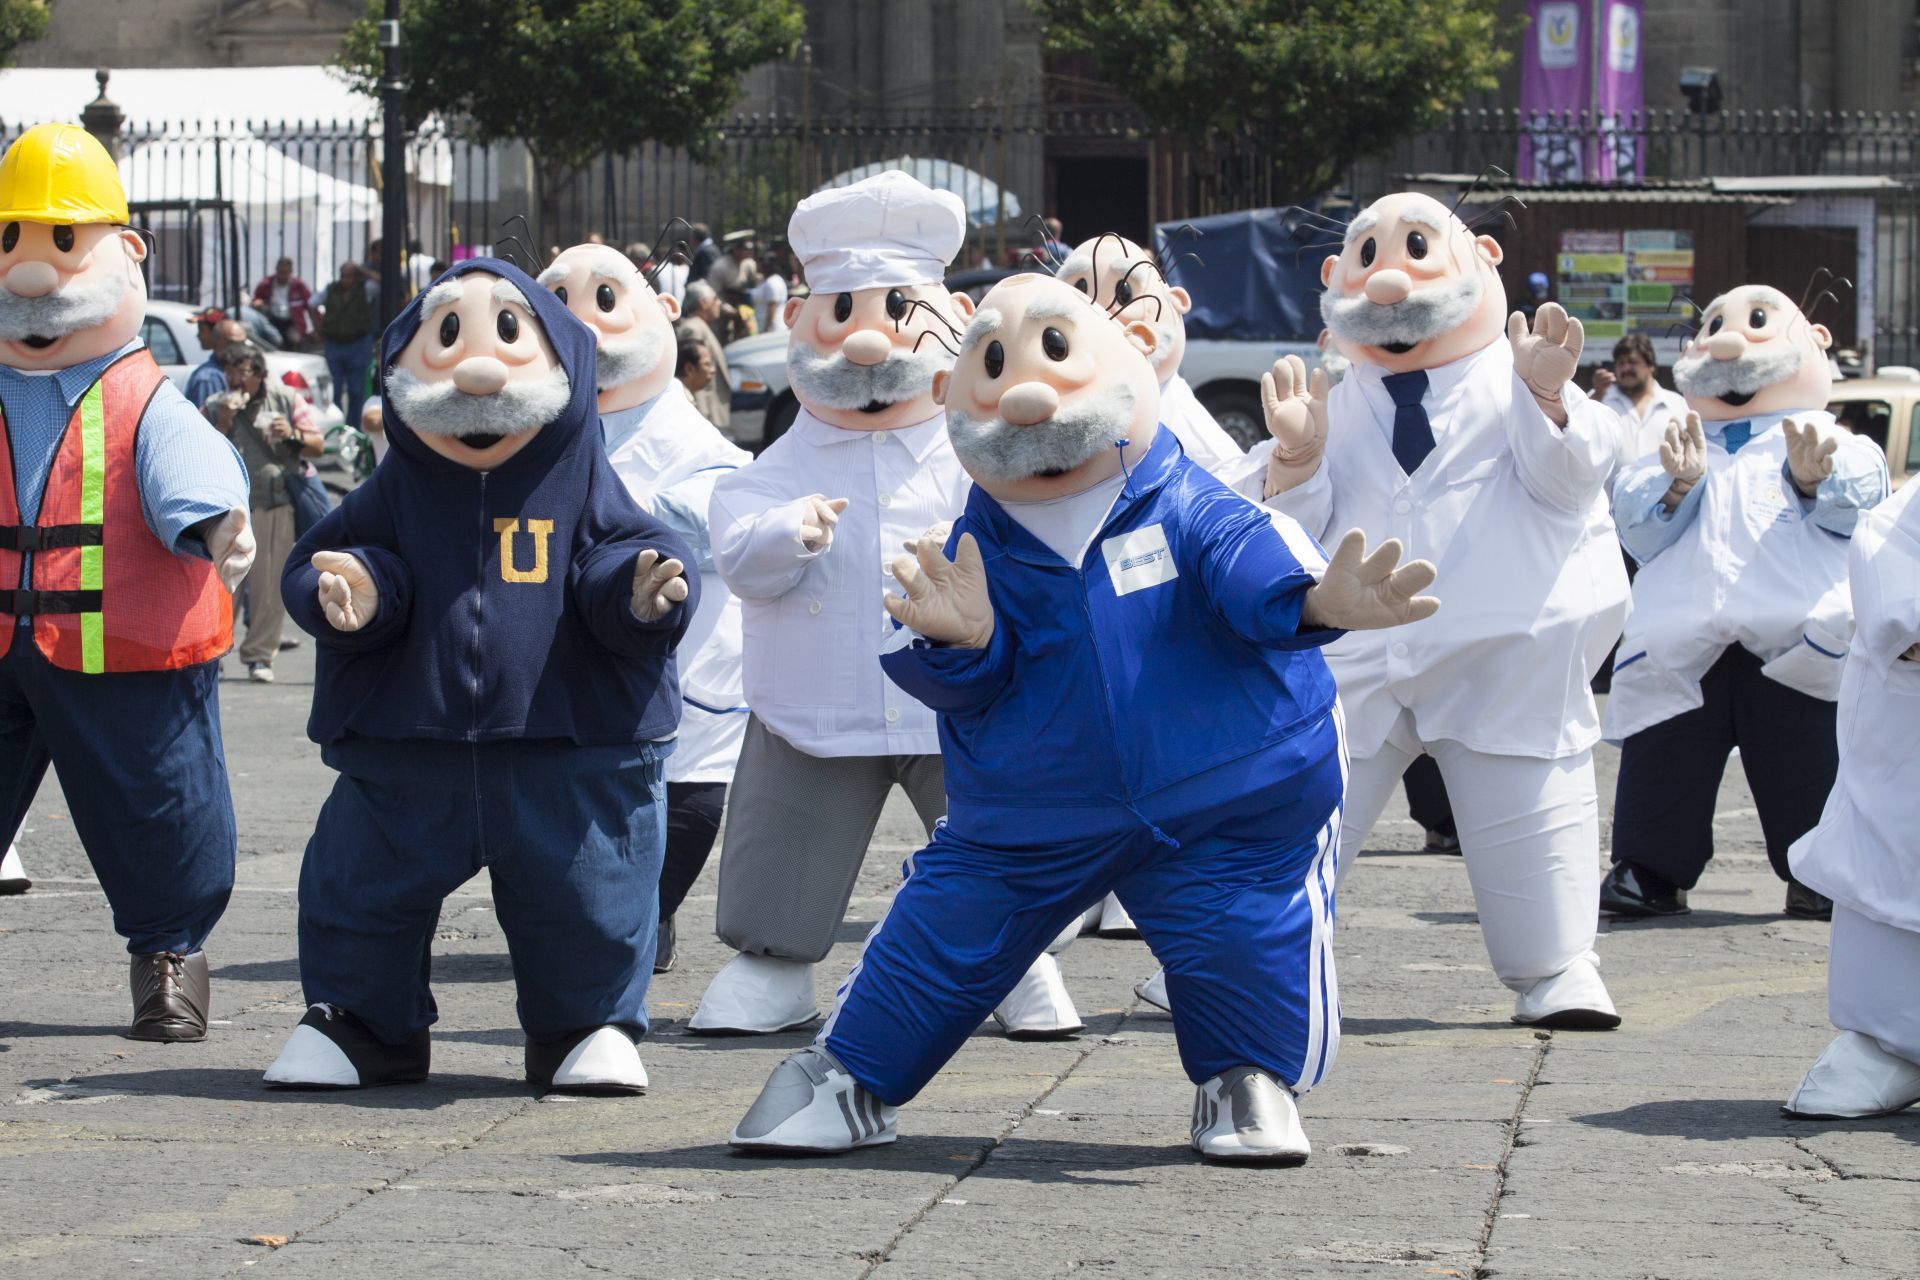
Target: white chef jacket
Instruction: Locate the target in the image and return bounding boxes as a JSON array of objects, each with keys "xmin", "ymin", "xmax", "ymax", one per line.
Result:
[
  {"xmin": 1604, "ymin": 411, "xmax": 1888, "ymax": 741},
  {"xmin": 1790, "ymin": 479, "xmax": 1920, "ymax": 931},
  {"xmin": 709, "ymin": 406, "xmax": 969, "ymax": 758},
  {"xmin": 1237, "ymin": 339, "xmax": 1629, "ymax": 761},
  {"xmin": 1158, "ymin": 372, "xmax": 1248, "ymax": 478},
  {"xmin": 604, "ymin": 388, "xmax": 754, "ymax": 782},
  {"xmin": 1601, "ymin": 383, "xmax": 1690, "ymax": 476}
]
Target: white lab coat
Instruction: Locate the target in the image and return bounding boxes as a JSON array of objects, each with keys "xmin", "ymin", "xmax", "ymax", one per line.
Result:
[
  {"xmin": 709, "ymin": 407, "xmax": 969, "ymax": 757},
  {"xmin": 1790, "ymin": 479, "xmax": 1920, "ymax": 933},
  {"xmin": 604, "ymin": 389, "xmax": 754, "ymax": 782},
  {"xmin": 1158, "ymin": 372, "xmax": 1248, "ymax": 478},
  {"xmin": 1240, "ymin": 340, "xmax": 1629, "ymax": 761},
  {"xmin": 1604, "ymin": 412, "xmax": 1868, "ymax": 742},
  {"xmin": 1601, "ymin": 383, "xmax": 1690, "ymax": 473}
]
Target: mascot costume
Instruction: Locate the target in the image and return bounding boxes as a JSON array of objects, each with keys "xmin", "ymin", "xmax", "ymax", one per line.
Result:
[
  {"xmin": 0, "ymin": 124, "xmax": 253, "ymax": 1041},
  {"xmin": 730, "ymin": 272, "xmax": 1438, "ymax": 1164},
  {"xmin": 263, "ymin": 259, "xmax": 697, "ymax": 1094},
  {"xmin": 1602, "ymin": 284, "xmax": 1887, "ymax": 920}
]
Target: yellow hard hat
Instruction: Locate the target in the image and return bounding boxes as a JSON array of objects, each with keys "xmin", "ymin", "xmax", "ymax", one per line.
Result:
[{"xmin": 0, "ymin": 124, "xmax": 129, "ymax": 226}]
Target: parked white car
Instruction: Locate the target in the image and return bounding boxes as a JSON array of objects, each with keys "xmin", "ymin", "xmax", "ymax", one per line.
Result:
[{"xmin": 142, "ymin": 300, "xmax": 345, "ymax": 431}]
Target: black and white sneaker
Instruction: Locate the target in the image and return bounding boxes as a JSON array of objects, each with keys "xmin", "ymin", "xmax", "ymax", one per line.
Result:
[
  {"xmin": 0, "ymin": 842, "xmax": 28, "ymax": 895},
  {"xmin": 527, "ymin": 1025, "xmax": 648, "ymax": 1095},
  {"xmin": 731, "ymin": 1046, "xmax": 896, "ymax": 1154},
  {"xmin": 1190, "ymin": 1066, "xmax": 1310, "ymax": 1165},
  {"xmin": 263, "ymin": 1004, "xmax": 429, "ymax": 1089}
]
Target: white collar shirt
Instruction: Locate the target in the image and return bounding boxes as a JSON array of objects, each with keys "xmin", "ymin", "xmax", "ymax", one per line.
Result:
[
  {"xmin": 708, "ymin": 406, "xmax": 969, "ymax": 757},
  {"xmin": 1602, "ymin": 382, "xmax": 1690, "ymax": 470}
]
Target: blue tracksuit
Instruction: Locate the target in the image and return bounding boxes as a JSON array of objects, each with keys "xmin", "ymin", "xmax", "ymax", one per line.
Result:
[
  {"xmin": 821, "ymin": 428, "xmax": 1348, "ymax": 1103},
  {"xmin": 283, "ymin": 259, "xmax": 698, "ymax": 1048}
]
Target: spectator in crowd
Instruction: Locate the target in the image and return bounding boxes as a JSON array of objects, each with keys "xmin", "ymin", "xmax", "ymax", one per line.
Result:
[
  {"xmin": 185, "ymin": 313, "xmax": 245, "ymax": 407},
  {"xmin": 359, "ymin": 396, "xmax": 388, "ymax": 465},
  {"xmin": 1040, "ymin": 215, "xmax": 1069, "ymax": 264},
  {"xmin": 1519, "ymin": 271, "xmax": 1551, "ymax": 321},
  {"xmin": 404, "ymin": 238, "xmax": 438, "ymax": 296},
  {"xmin": 250, "ymin": 257, "xmax": 315, "ymax": 348},
  {"xmin": 203, "ymin": 342, "xmax": 321, "ymax": 684},
  {"xmin": 1592, "ymin": 332, "xmax": 1689, "ymax": 466},
  {"xmin": 320, "ymin": 260, "xmax": 378, "ymax": 429},
  {"xmin": 361, "ymin": 238, "xmax": 384, "ymax": 284},
  {"xmin": 630, "ymin": 238, "xmax": 689, "ymax": 303},
  {"xmin": 686, "ymin": 222, "xmax": 719, "ymax": 281},
  {"xmin": 676, "ymin": 280, "xmax": 731, "ymax": 432},
  {"xmin": 708, "ymin": 230, "xmax": 757, "ymax": 295},
  {"xmin": 676, "ymin": 339, "xmax": 716, "ymax": 412},
  {"xmin": 749, "ymin": 250, "xmax": 789, "ymax": 334}
]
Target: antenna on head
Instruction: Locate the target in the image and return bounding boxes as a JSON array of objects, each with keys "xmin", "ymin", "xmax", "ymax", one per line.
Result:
[
  {"xmin": 1022, "ymin": 214, "xmax": 1066, "ymax": 271},
  {"xmin": 1798, "ymin": 267, "xmax": 1851, "ymax": 321},
  {"xmin": 1450, "ymin": 165, "xmax": 1515, "ymax": 221},
  {"xmin": 496, "ymin": 214, "xmax": 537, "ymax": 270},
  {"xmin": 911, "ymin": 328, "xmax": 959, "ymax": 358}
]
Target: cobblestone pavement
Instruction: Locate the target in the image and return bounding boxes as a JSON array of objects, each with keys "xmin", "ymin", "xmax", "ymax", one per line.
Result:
[{"xmin": 1, "ymin": 645, "xmax": 1913, "ymax": 1278}]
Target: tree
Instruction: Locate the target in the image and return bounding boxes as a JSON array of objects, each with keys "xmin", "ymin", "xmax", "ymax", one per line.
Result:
[
  {"xmin": 339, "ymin": 0, "xmax": 804, "ymax": 242},
  {"xmin": 1033, "ymin": 0, "xmax": 1512, "ymax": 206},
  {"xmin": 0, "ymin": 0, "xmax": 52, "ymax": 70}
]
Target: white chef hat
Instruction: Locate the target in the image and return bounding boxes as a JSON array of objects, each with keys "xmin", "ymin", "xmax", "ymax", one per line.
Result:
[{"xmin": 789, "ymin": 170, "xmax": 967, "ymax": 295}]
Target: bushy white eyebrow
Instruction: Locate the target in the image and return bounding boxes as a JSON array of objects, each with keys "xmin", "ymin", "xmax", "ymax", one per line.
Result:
[
  {"xmin": 960, "ymin": 307, "xmax": 1003, "ymax": 352},
  {"xmin": 1058, "ymin": 252, "xmax": 1092, "ymax": 279},
  {"xmin": 1397, "ymin": 206, "xmax": 1449, "ymax": 232},
  {"xmin": 1343, "ymin": 210, "xmax": 1380, "ymax": 244},
  {"xmin": 420, "ymin": 280, "xmax": 465, "ymax": 316},
  {"xmin": 534, "ymin": 264, "xmax": 568, "ymax": 288},
  {"xmin": 491, "ymin": 279, "xmax": 533, "ymax": 308},
  {"xmin": 1025, "ymin": 294, "xmax": 1086, "ymax": 322}
]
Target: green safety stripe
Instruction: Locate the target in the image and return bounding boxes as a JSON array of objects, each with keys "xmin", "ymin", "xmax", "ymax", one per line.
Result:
[{"xmin": 77, "ymin": 383, "xmax": 105, "ymax": 674}]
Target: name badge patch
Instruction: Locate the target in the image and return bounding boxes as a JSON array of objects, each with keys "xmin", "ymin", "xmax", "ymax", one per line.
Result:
[{"xmin": 1102, "ymin": 523, "xmax": 1178, "ymax": 596}]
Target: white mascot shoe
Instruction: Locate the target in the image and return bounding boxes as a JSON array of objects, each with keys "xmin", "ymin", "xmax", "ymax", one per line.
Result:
[
  {"xmin": 1191, "ymin": 1066, "xmax": 1311, "ymax": 1164},
  {"xmin": 528, "ymin": 1025, "xmax": 648, "ymax": 1095},
  {"xmin": 1511, "ymin": 954, "xmax": 1621, "ymax": 1030},
  {"xmin": 1786, "ymin": 1031, "xmax": 1920, "ymax": 1119},
  {"xmin": 992, "ymin": 953, "xmax": 1084, "ymax": 1040},
  {"xmin": 689, "ymin": 953, "xmax": 820, "ymax": 1034},
  {"xmin": 1090, "ymin": 892, "xmax": 1139, "ymax": 938},
  {"xmin": 1046, "ymin": 912, "xmax": 1084, "ymax": 954},
  {"xmin": 263, "ymin": 1004, "xmax": 429, "ymax": 1089},
  {"xmin": 731, "ymin": 1046, "xmax": 896, "ymax": 1153},
  {"xmin": 1135, "ymin": 967, "xmax": 1171, "ymax": 1012},
  {"xmin": 0, "ymin": 843, "xmax": 28, "ymax": 894}
]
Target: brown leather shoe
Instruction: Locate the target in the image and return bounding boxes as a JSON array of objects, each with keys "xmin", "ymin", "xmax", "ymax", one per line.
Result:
[{"xmin": 128, "ymin": 951, "xmax": 210, "ymax": 1042}]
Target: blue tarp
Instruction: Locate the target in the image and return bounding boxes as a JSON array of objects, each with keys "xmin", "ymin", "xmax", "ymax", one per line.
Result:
[{"xmin": 1154, "ymin": 208, "xmax": 1332, "ymax": 343}]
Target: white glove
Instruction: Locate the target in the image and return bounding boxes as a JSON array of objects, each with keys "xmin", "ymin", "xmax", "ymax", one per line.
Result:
[
  {"xmin": 312, "ymin": 550, "xmax": 378, "ymax": 631},
  {"xmin": 1260, "ymin": 354, "xmax": 1329, "ymax": 497},
  {"xmin": 1301, "ymin": 528, "xmax": 1440, "ymax": 631},
  {"xmin": 1508, "ymin": 302, "xmax": 1585, "ymax": 426},
  {"xmin": 631, "ymin": 548, "xmax": 690, "ymax": 622},
  {"xmin": 883, "ymin": 531, "xmax": 995, "ymax": 649},
  {"xmin": 1658, "ymin": 412, "xmax": 1707, "ymax": 509},
  {"xmin": 205, "ymin": 508, "xmax": 255, "ymax": 592},
  {"xmin": 1784, "ymin": 417, "xmax": 1838, "ymax": 496},
  {"xmin": 797, "ymin": 495, "xmax": 849, "ymax": 552}
]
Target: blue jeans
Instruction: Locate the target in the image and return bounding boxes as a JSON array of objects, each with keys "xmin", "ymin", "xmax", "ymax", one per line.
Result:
[
  {"xmin": 0, "ymin": 640, "xmax": 235, "ymax": 954},
  {"xmin": 298, "ymin": 736, "xmax": 670, "ymax": 1046},
  {"xmin": 324, "ymin": 334, "xmax": 374, "ymax": 428}
]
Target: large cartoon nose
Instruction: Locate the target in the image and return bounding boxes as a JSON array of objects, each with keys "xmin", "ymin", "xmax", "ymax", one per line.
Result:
[
  {"xmin": 998, "ymin": 381, "xmax": 1060, "ymax": 426},
  {"xmin": 1704, "ymin": 331, "xmax": 1749, "ymax": 361},
  {"xmin": 452, "ymin": 356, "xmax": 509, "ymax": 395},
  {"xmin": 842, "ymin": 329, "xmax": 892, "ymax": 366},
  {"xmin": 4, "ymin": 260, "xmax": 58, "ymax": 298},
  {"xmin": 1363, "ymin": 269, "xmax": 1412, "ymax": 305}
]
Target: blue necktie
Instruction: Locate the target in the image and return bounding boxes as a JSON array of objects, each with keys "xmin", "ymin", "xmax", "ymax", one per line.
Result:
[
  {"xmin": 1383, "ymin": 369, "xmax": 1435, "ymax": 474},
  {"xmin": 1720, "ymin": 420, "xmax": 1752, "ymax": 453}
]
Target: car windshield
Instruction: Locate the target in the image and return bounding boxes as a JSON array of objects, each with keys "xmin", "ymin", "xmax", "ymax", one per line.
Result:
[{"xmin": 1829, "ymin": 398, "xmax": 1892, "ymax": 453}]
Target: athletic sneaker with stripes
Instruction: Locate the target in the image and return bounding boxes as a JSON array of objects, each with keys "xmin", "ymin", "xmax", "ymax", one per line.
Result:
[
  {"xmin": 1190, "ymin": 1065, "xmax": 1311, "ymax": 1164},
  {"xmin": 730, "ymin": 1046, "xmax": 897, "ymax": 1153}
]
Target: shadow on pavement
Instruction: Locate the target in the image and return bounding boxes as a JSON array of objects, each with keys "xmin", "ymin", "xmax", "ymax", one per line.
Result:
[
  {"xmin": 1599, "ymin": 910, "xmax": 1792, "ymax": 931},
  {"xmin": 50, "ymin": 1066, "xmax": 531, "ymax": 1106},
  {"xmin": 1573, "ymin": 1096, "xmax": 1920, "ymax": 1145},
  {"xmin": 0, "ymin": 1022, "xmax": 132, "ymax": 1040},
  {"xmin": 568, "ymin": 1135, "xmax": 1171, "ymax": 1180},
  {"xmin": 214, "ymin": 952, "xmax": 517, "ymax": 984},
  {"xmin": 1340, "ymin": 1016, "xmax": 1514, "ymax": 1035}
]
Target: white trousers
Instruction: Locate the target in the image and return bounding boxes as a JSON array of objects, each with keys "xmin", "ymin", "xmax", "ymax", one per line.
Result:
[
  {"xmin": 1338, "ymin": 709, "xmax": 1601, "ymax": 992},
  {"xmin": 1829, "ymin": 904, "xmax": 1920, "ymax": 1065}
]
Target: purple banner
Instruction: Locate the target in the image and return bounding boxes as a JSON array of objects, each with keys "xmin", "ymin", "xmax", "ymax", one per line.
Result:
[
  {"xmin": 1518, "ymin": 1, "xmax": 1592, "ymax": 182},
  {"xmin": 1595, "ymin": 1, "xmax": 1645, "ymax": 182}
]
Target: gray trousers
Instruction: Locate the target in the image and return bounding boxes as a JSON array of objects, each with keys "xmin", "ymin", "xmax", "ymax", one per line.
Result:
[{"xmin": 714, "ymin": 714, "xmax": 945, "ymax": 962}]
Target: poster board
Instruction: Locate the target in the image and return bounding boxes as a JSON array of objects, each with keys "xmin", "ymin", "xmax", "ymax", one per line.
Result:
[{"xmin": 1556, "ymin": 229, "xmax": 1694, "ymax": 364}]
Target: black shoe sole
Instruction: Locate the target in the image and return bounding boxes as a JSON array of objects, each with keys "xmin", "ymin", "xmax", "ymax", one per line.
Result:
[
  {"xmin": 125, "ymin": 1026, "xmax": 208, "ymax": 1043},
  {"xmin": 265, "ymin": 1074, "xmax": 428, "ymax": 1091},
  {"xmin": 1516, "ymin": 1008, "xmax": 1623, "ymax": 1031},
  {"xmin": 1195, "ymin": 1150, "xmax": 1311, "ymax": 1168},
  {"xmin": 0, "ymin": 879, "xmax": 29, "ymax": 895},
  {"xmin": 1599, "ymin": 897, "xmax": 1690, "ymax": 919},
  {"xmin": 1000, "ymin": 1026, "xmax": 1086, "ymax": 1042}
]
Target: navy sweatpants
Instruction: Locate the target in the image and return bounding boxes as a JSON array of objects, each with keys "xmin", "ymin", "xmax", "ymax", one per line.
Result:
[
  {"xmin": 298, "ymin": 736, "xmax": 669, "ymax": 1047},
  {"xmin": 0, "ymin": 639, "xmax": 234, "ymax": 954},
  {"xmin": 821, "ymin": 722, "xmax": 1346, "ymax": 1105}
]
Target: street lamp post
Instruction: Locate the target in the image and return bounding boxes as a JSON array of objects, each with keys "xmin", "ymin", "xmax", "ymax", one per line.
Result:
[{"xmin": 379, "ymin": 1, "xmax": 406, "ymax": 330}]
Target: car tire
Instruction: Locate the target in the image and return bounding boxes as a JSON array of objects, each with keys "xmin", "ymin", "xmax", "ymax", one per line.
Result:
[
  {"xmin": 762, "ymin": 393, "xmax": 801, "ymax": 450},
  {"xmin": 1196, "ymin": 384, "xmax": 1266, "ymax": 451}
]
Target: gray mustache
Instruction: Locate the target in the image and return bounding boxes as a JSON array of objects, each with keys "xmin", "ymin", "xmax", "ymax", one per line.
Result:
[
  {"xmin": 787, "ymin": 342, "xmax": 949, "ymax": 410},
  {"xmin": 947, "ymin": 384, "xmax": 1136, "ymax": 484},
  {"xmin": 1319, "ymin": 271, "xmax": 1483, "ymax": 349},
  {"xmin": 385, "ymin": 364, "xmax": 572, "ymax": 437},
  {"xmin": 1672, "ymin": 344, "xmax": 1803, "ymax": 399},
  {"xmin": 0, "ymin": 268, "xmax": 127, "ymax": 341}
]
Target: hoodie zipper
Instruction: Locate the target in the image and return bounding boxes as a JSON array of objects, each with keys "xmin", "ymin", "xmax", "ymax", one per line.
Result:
[{"xmin": 471, "ymin": 471, "xmax": 487, "ymax": 865}]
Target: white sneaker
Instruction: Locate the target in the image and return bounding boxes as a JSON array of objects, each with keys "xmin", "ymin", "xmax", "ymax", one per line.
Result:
[
  {"xmin": 992, "ymin": 953, "xmax": 1084, "ymax": 1039},
  {"xmin": 1135, "ymin": 967, "xmax": 1171, "ymax": 1012},
  {"xmin": 1191, "ymin": 1066, "xmax": 1310, "ymax": 1164},
  {"xmin": 688, "ymin": 953, "xmax": 819, "ymax": 1034},
  {"xmin": 0, "ymin": 842, "xmax": 28, "ymax": 894},
  {"xmin": 731, "ymin": 1046, "xmax": 896, "ymax": 1153},
  {"xmin": 1512, "ymin": 954, "xmax": 1620, "ymax": 1029},
  {"xmin": 1092, "ymin": 892, "xmax": 1139, "ymax": 938},
  {"xmin": 1786, "ymin": 1031, "xmax": 1920, "ymax": 1119},
  {"xmin": 528, "ymin": 1025, "xmax": 648, "ymax": 1094},
  {"xmin": 247, "ymin": 663, "xmax": 275, "ymax": 684}
]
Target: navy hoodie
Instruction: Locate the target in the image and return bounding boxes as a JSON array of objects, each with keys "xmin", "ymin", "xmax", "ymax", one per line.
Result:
[{"xmin": 284, "ymin": 258, "xmax": 699, "ymax": 746}]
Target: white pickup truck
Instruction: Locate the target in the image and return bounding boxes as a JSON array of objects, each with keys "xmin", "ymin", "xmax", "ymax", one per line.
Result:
[{"xmin": 722, "ymin": 267, "xmax": 1317, "ymax": 452}]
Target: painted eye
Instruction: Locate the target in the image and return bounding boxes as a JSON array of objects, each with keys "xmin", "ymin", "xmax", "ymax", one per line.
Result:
[
  {"xmin": 597, "ymin": 284, "xmax": 617, "ymax": 313},
  {"xmin": 1359, "ymin": 237, "xmax": 1377, "ymax": 268},
  {"xmin": 496, "ymin": 309, "xmax": 519, "ymax": 343},
  {"xmin": 1, "ymin": 223, "xmax": 17, "ymax": 253},
  {"xmin": 1042, "ymin": 327, "xmax": 1069, "ymax": 361},
  {"xmin": 1406, "ymin": 231, "xmax": 1428, "ymax": 260},
  {"xmin": 51, "ymin": 225, "xmax": 74, "ymax": 253},
  {"xmin": 1113, "ymin": 278, "xmax": 1133, "ymax": 306},
  {"xmin": 1748, "ymin": 307, "xmax": 1768, "ymax": 329},
  {"xmin": 438, "ymin": 312, "xmax": 459, "ymax": 347},
  {"xmin": 833, "ymin": 293, "xmax": 853, "ymax": 322},
  {"xmin": 553, "ymin": 286, "xmax": 568, "ymax": 305},
  {"xmin": 1073, "ymin": 279, "xmax": 1089, "ymax": 294},
  {"xmin": 984, "ymin": 340, "xmax": 1004, "ymax": 378},
  {"xmin": 1707, "ymin": 315, "xmax": 1724, "ymax": 335},
  {"xmin": 885, "ymin": 288, "xmax": 907, "ymax": 320}
]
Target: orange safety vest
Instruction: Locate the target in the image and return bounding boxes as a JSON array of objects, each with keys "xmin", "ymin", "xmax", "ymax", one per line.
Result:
[{"xmin": 0, "ymin": 348, "xmax": 232, "ymax": 672}]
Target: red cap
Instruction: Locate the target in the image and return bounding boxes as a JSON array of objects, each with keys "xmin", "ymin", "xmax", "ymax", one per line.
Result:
[{"xmin": 188, "ymin": 307, "xmax": 227, "ymax": 325}]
